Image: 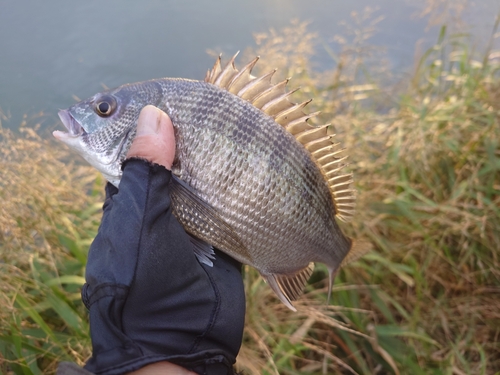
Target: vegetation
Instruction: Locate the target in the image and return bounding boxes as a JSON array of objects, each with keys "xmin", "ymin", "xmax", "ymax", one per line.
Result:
[{"xmin": 1, "ymin": 13, "xmax": 499, "ymax": 375}]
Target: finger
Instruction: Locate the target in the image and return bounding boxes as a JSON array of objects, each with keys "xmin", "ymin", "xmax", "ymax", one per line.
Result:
[{"xmin": 126, "ymin": 105, "xmax": 176, "ymax": 169}]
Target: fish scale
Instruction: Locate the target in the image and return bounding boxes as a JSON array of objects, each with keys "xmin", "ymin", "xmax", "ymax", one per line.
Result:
[{"xmin": 54, "ymin": 54, "xmax": 368, "ymax": 311}]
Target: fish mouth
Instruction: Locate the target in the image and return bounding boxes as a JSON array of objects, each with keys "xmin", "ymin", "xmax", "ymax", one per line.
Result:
[{"xmin": 56, "ymin": 110, "xmax": 86, "ymax": 137}]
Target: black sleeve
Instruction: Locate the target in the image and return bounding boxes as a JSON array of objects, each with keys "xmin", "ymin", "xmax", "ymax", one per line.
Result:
[{"xmin": 82, "ymin": 158, "xmax": 245, "ymax": 375}]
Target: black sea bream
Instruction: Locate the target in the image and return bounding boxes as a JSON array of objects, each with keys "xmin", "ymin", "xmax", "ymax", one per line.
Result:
[{"xmin": 54, "ymin": 54, "xmax": 365, "ymax": 310}]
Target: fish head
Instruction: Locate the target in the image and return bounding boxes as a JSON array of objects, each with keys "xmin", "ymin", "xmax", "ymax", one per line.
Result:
[{"xmin": 54, "ymin": 81, "xmax": 162, "ymax": 186}]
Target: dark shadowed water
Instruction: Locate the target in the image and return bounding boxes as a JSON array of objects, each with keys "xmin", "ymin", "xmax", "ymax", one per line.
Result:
[{"xmin": 0, "ymin": 0, "xmax": 498, "ymax": 130}]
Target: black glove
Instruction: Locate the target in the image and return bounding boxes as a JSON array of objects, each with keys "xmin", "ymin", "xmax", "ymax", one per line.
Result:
[{"xmin": 81, "ymin": 158, "xmax": 246, "ymax": 375}]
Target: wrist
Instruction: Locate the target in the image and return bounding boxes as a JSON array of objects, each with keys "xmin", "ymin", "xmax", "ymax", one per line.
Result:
[{"xmin": 127, "ymin": 361, "xmax": 196, "ymax": 375}]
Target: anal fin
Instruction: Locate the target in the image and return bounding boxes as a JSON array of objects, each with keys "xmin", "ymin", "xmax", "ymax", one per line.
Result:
[{"xmin": 262, "ymin": 263, "xmax": 315, "ymax": 312}]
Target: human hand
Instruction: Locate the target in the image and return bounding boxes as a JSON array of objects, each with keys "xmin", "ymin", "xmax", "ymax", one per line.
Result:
[
  {"xmin": 124, "ymin": 106, "xmax": 190, "ymax": 375},
  {"xmin": 76, "ymin": 106, "xmax": 246, "ymax": 375}
]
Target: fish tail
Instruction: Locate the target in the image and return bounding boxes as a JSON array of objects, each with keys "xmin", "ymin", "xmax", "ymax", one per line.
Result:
[
  {"xmin": 326, "ymin": 239, "xmax": 372, "ymax": 304},
  {"xmin": 340, "ymin": 239, "xmax": 372, "ymax": 268}
]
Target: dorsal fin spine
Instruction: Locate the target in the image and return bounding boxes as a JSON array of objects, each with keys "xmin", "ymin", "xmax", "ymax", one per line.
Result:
[
  {"xmin": 312, "ymin": 145, "xmax": 334, "ymax": 156},
  {"xmin": 294, "ymin": 121, "xmax": 327, "ymax": 143},
  {"xmin": 261, "ymin": 88, "xmax": 299, "ymax": 115},
  {"xmin": 325, "ymin": 161, "xmax": 349, "ymax": 174},
  {"xmin": 321, "ymin": 156, "xmax": 349, "ymax": 170},
  {"xmin": 304, "ymin": 136, "xmax": 334, "ymax": 152},
  {"xmin": 317, "ymin": 148, "xmax": 345, "ymax": 163},
  {"xmin": 251, "ymin": 78, "xmax": 290, "ymax": 109},
  {"xmin": 214, "ymin": 52, "xmax": 239, "ymax": 87},
  {"xmin": 328, "ymin": 172, "xmax": 352, "ymax": 180},
  {"xmin": 207, "ymin": 54, "xmax": 222, "ymax": 83},
  {"xmin": 237, "ymin": 69, "xmax": 277, "ymax": 101},
  {"xmin": 226, "ymin": 56, "xmax": 259, "ymax": 93},
  {"xmin": 274, "ymin": 99, "xmax": 312, "ymax": 123},
  {"xmin": 333, "ymin": 189, "xmax": 356, "ymax": 196}
]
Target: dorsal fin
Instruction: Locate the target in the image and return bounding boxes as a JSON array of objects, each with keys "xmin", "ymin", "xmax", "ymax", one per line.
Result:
[{"xmin": 204, "ymin": 53, "xmax": 356, "ymax": 222}]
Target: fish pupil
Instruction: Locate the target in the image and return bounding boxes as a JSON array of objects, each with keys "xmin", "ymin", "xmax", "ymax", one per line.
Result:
[{"xmin": 98, "ymin": 102, "xmax": 110, "ymax": 114}]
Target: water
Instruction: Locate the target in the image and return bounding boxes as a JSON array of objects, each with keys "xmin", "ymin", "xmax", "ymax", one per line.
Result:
[{"xmin": 0, "ymin": 0, "xmax": 498, "ymax": 130}]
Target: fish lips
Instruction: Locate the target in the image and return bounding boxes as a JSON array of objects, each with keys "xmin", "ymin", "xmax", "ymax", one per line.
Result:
[
  {"xmin": 56, "ymin": 110, "xmax": 85, "ymax": 136},
  {"xmin": 53, "ymin": 110, "xmax": 87, "ymax": 147}
]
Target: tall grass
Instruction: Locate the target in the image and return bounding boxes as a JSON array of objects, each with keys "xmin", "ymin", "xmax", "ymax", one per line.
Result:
[
  {"xmin": 0, "ymin": 120, "xmax": 103, "ymax": 373},
  {"xmin": 1, "ymin": 16, "xmax": 499, "ymax": 375}
]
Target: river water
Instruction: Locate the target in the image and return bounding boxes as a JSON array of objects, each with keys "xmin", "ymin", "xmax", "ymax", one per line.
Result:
[{"xmin": 0, "ymin": 0, "xmax": 498, "ymax": 130}]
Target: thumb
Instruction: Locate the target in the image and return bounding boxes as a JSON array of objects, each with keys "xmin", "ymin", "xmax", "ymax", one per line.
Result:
[{"xmin": 126, "ymin": 105, "xmax": 176, "ymax": 169}]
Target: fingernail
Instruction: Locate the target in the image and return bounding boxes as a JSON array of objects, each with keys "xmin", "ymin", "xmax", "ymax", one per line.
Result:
[{"xmin": 137, "ymin": 105, "xmax": 161, "ymax": 135}]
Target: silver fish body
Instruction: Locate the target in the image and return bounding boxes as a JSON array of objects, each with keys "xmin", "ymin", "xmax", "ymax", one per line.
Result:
[
  {"xmin": 164, "ymin": 79, "xmax": 351, "ymax": 269},
  {"xmin": 55, "ymin": 56, "xmax": 359, "ymax": 310}
]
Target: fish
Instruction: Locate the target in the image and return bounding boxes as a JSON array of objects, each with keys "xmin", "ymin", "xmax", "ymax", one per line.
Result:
[{"xmin": 54, "ymin": 53, "xmax": 368, "ymax": 311}]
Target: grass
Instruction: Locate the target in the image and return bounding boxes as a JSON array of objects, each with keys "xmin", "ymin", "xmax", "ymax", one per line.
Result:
[
  {"xmin": 1, "ymin": 14, "xmax": 500, "ymax": 375},
  {"xmin": 0, "ymin": 120, "xmax": 104, "ymax": 373}
]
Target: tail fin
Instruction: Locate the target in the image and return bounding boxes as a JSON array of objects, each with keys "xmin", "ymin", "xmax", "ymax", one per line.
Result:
[
  {"xmin": 340, "ymin": 240, "xmax": 372, "ymax": 268},
  {"xmin": 326, "ymin": 240, "xmax": 372, "ymax": 304}
]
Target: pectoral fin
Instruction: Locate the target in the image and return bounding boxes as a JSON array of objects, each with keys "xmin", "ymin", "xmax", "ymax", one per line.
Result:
[
  {"xmin": 262, "ymin": 263, "xmax": 315, "ymax": 312},
  {"xmin": 188, "ymin": 233, "xmax": 215, "ymax": 266}
]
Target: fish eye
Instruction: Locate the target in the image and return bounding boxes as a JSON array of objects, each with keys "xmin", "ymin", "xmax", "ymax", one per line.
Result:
[{"xmin": 94, "ymin": 95, "xmax": 116, "ymax": 117}]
